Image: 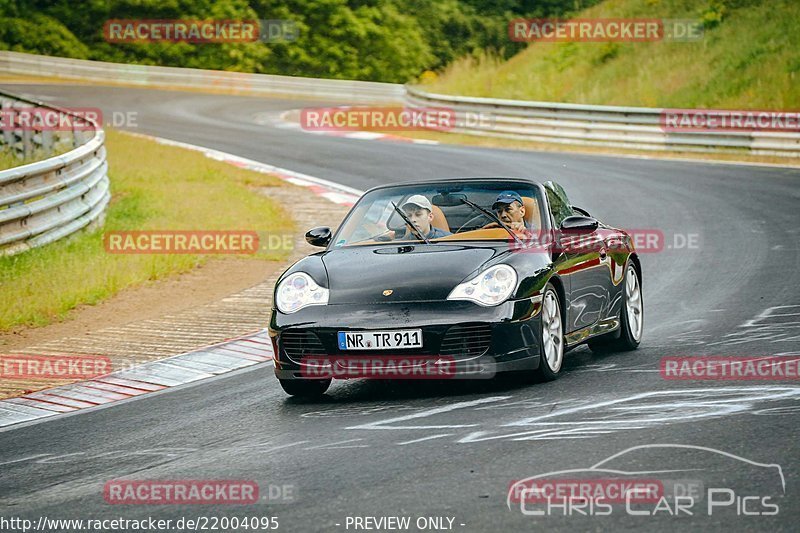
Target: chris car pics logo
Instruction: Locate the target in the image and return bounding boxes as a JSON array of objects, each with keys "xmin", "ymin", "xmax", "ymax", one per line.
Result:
[{"xmin": 508, "ymin": 444, "xmax": 784, "ymax": 517}]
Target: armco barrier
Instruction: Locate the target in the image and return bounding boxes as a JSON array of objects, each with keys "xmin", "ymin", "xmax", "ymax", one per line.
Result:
[
  {"xmin": 0, "ymin": 51, "xmax": 403, "ymax": 103},
  {"xmin": 2, "ymin": 51, "xmax": 797, "ymax": 160},
  {"xmin": 0, "ymin": 89, "xmax": 110, "ymax": 256},
  {"xmin": 405, "ymin": 86, "xmax": 800, "ymax": 157}
]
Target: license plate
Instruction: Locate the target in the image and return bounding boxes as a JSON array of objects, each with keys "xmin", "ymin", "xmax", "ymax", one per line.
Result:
[{"xmin": 338, "ymin": 329, "xmax": 423, "ymax": 350}]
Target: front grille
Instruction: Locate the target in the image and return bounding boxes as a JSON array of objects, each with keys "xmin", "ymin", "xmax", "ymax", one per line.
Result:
[
  {"xmin": 439, "ymin": 324, "xmax": 492, "ymax": 357},
  {"xmin": 280, "ymin": 330, "xmax": 326, "ymax": 359}
]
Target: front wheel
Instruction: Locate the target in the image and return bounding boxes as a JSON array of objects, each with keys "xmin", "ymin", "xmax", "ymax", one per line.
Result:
[
  {"xmin": 278, "ymin": 378, "xmax": 331, "ymax": 397},
  {"xmin": 535, "ymin": 283, "xmax": 564, "ymax": 381},
  {"xmin": 589, "ymin": 262, "xmax": 643, "ymax": 353}
]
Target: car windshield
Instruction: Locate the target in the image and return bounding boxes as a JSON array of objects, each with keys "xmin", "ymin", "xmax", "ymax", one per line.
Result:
[{"xmin": 331, "ymin": 181, "xmax": 543, "ymax": 247}]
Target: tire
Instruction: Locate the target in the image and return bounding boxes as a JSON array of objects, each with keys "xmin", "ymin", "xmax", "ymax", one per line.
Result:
[
  {"xmin": 278, "ymin": 378, "xmax": 331, "ymax": 397},
  {"xmin": 535, "ymin": 283, "xmax": 564, "ymax": 381},
  {"xmin": 588, "ymin": 262, "xmax": 643, "ymax": 353}
]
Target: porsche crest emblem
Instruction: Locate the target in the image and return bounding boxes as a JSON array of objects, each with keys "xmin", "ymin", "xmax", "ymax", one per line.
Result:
[{"xmin": 382, "ymin": 289, "xmax": 393, "ymax": 296}]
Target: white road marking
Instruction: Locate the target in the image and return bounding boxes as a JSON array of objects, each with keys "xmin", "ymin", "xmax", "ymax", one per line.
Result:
[
  {"xmin": 456, "ymin": 386, "xmax": 800, "ymax": 443},
  {"xmin": 503, "ymin": 386, "xmax": 798, "ymax": 427},
  {"xmin": 0, "ymin": 454, "xmax": 52, "ymax": 467},
  {"xmin": 709, "ymin": 305, "xmax": 800, "ymax": 346},
  {"xmin": 752, "ymin": 406, "xmax": 800, "ymax": 416},
  {"xmin": 396, "ymin": 434, "xmax": 453, "ymax": 445},
  {"xmin": 305, "ymin": 438, "xmax": 369, "ymax": 450},
  {"xmin": 346, "ymin": 396, "xmax": 511, "ymax": 430}
]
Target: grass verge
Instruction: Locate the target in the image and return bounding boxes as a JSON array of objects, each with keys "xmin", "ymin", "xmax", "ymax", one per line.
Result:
[
  {"xmin": 0, "ymin": 149, "xmax": 21, "ymax": 171},
  {"xmin": 0, "ymin": 147, "xmax": 68, "ymax": 170},
  {"xmin": 0, "ymin": 129, "xmax": 293, "ymax": 331},
  {"xmin": 424, "ymin": 0, "xmax": 799, "ymax": 109}
]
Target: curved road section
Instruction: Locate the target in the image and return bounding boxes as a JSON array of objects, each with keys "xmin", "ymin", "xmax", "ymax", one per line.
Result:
[{"xmin": 1, "ymin": 84, "xmax": 799, "ymax": 532}]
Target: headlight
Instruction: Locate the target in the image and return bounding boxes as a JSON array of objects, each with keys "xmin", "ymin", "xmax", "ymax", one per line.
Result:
[
  {"xmin": 276, "ymin": 272, "xmax": 329, "ymax": 314},
  {"xmin": 447, "ymin": 264, "xmax": 518, "ymax": 306}
]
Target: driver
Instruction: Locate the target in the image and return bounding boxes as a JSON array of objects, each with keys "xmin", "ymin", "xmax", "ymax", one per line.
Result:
[
  {"xmin": 395, "ymin": 195, "xmax": 452, "ymax": 240},
  {"xmin": 490, "ymin": 191, "xmax": 530, "ymax": 232}
]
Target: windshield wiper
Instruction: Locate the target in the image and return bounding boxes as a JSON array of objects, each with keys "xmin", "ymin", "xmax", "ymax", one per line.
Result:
[
  {"xmin": 460, "ymin": 198, "xmax": 523, "ymax": 245},
  {"xmin": 390, "ymin": 201, "xmax": 431, "ymax": 244}
]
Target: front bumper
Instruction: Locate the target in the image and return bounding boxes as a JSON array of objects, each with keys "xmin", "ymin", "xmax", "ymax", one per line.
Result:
[{"xmin": 270, "ymin": 298, "xmax": 542, "ymax": 380}]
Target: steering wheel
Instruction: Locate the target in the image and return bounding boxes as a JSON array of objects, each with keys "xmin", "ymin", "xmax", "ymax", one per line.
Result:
[{"xmin": 456, "ymin": 213, "xmax": 493, "ymax": 233}]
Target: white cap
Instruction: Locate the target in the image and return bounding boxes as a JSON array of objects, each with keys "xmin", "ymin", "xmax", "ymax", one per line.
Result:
[{"xmin": 402, "ymin": 194, "xmax": 432, "ymax": 211}]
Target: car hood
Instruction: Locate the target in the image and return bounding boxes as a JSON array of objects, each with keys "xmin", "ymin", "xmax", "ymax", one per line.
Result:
[{"xmin": 321, "ymin": 244, "xmax": 505, "ymax": 304}]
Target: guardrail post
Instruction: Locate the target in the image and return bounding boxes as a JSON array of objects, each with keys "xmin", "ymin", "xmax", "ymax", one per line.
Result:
[
  {"xmin": 21, "ymin": 127, "xmax": 32, "ymax": 159},
  {"xmin": 72, "ymin": 125, "xmax": 83, "ymax": 148},
  {"xmin": 41, "ymin": 129, "xmax": 54, "ymax": 154}
]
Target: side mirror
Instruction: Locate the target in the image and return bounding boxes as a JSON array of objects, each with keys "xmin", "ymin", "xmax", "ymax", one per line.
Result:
[
  {"xmin": 387, "ymin": 213, "xmax": 407, "ymax": 233},
  {"xmin": 560, "ymin": 215, "xmax": 598, "ymax": 233},
  {"xmin": 305, "ymin": 226, "xmax": 331, "ymax": 247}
]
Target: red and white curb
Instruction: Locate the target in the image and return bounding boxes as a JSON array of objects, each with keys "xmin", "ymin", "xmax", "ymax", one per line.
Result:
[
  {"xmin": 127, "ymin": 132, "xmax": 365, "ymax": 206},
  {"xmin": 0, "ymin": 135, "xmax": 365, "ymax": 429},
  {"xmin": 0, "ymin": 330, "xmax": 273, "ymax": 428},
  {"xmin": 275, "ymin": 109, "xmax": 440, "ymax": 146}
]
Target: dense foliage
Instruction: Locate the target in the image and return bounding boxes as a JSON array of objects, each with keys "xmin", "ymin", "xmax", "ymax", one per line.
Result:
[{"xmin": 0, "ymin": 0, "xmax": 601, "ymax": 82}]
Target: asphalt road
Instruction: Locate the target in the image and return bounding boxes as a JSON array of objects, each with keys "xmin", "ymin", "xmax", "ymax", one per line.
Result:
[{"xmin": 1, "ymin": 84, "xmax": 799, "ymax": 532}]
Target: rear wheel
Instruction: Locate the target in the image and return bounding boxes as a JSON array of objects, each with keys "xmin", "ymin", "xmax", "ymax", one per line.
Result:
[
  {"xmin": 535, "ymin": 283, "xmax": 564, "ymax": 381},
  {"xmin": 589, "ymin": 262, "xmax": 643, "ymax": 353},
  {"xmin": 278, "ymin": 378, "xmax": 331, "ymax": 397}
]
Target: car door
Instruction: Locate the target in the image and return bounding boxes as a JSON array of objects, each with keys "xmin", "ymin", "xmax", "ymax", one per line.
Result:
[{"xmin": 544, "ymin": 181, "xmax": 608, "ymax": 334}]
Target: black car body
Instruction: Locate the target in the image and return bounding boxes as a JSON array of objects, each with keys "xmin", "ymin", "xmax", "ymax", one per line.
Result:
[{"xmin": 269, "ymin": 178, "xmax": 643, "ymax": 396}]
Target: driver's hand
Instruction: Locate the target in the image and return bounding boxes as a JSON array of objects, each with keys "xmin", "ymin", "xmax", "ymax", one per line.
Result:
[{"xmin": 374, "ymin": 230, "xmax": 396, "ymax": 242}]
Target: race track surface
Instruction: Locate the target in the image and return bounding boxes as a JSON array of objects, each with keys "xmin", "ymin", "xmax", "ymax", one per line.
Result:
[{"xmin": 1, "ymin": 84, "xmax": 799, "ymax": 532}]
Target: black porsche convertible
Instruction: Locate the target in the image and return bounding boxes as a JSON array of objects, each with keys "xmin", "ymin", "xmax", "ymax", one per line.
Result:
[{"xmin": 269, "ymin": 178, "xmax": 643, "ymax": 396}]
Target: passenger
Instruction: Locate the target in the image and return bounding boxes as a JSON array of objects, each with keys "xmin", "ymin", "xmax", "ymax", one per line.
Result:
[{"xmin": 396, "ymin": 195, "xmax": 452, "ymax": 240}]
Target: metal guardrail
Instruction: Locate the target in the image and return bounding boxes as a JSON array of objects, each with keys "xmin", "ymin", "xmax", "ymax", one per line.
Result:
[
  {"xmin": 405, "ymin": 86, "xmax": 800, "ymax": 157},
  {"xmin": 0, "ymin": 89, "xmax": 110, "ymax": 256},
  {"xmin": 0, "ymin": 51, "xmax": 403, "ymax": 103},
  {"xmin": 3, "ymin": 52, "xmax": 795, "ymax": 155}
]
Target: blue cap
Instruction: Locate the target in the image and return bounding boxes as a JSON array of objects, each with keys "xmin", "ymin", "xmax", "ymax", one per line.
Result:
[{"xmin": 492, "ymin": 191, "xmax": 523, "ymax": 209}]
